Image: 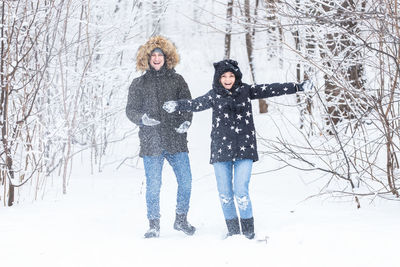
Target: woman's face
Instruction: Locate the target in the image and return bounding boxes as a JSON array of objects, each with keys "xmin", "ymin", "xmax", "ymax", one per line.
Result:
[{"xmin": 220, "ymin": 72, "xmax": 235, "ymax": 90}]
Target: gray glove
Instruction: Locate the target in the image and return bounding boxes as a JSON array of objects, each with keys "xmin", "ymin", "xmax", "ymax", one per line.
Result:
[
  {"xmin": 298, "ymin": 80, "xmax": 314, "ymax": 92},
  {"xmin": 175, "ymin": 121, "xmax": 191, "ymax": 134},
  {"xmin": 141, "ymin": 114, "xmax": 160, "ymax": 126},
  {"xmin": 163, "ymin": 101, "xmax": 178, "ymax": 113}
]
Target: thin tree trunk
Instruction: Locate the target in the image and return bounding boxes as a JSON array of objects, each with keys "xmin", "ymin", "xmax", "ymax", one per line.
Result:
[
  {"xmin": 0, "ymin": 1, "xmax": 5, "ymax": 206},
  {"xmin": 152, "ymin": 0, "xmax": 163, "ymax": 35},
  {"xmin": 322, "ymin": 0, "xmax": 365, "ymax": 131},
  {"xmin": 0, "ymin": 1, "xmax": 15, "ymax": 206},
  {"xmin": 224, "ymin": 0, "xmax": 233, "ymax": 59},
  {"xmin": 293, "ymin": 0, "xmax": 313, "ymax": 130},
  {"xmin": 244, "ymin": 0, "xmax": 267, "ymax": 113}
]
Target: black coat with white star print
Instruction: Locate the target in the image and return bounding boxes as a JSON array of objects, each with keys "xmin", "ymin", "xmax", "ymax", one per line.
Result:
[{"xmin": 176, "ymin": 80, "xmax": 300, "ymax": 164}]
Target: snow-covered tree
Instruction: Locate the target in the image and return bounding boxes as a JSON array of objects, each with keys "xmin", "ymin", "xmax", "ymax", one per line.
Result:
[{"xmin": 258, "ymin": 0, "xmax": 400, "ymax": 204}]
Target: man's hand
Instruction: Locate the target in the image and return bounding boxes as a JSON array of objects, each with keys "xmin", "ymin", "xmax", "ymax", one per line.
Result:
[
  {"xmin": 141, "ymin": 114, "xmax": 160, "ymax": 126},
  {"xmin": 175, "ymin": 121, "xmax": 191, "ymax": 133}
]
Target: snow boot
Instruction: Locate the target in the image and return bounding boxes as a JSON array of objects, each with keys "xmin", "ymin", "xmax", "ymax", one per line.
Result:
[
  {"xmin": 144, "ymin": 219, "xmax": 160, "ymax": 238},
  {"xmin": 173, "ymin": 213, "xmax": 196, "ymax": 235},
  {"xmin": 225, "ymin": 218, "xmax": 241, "ymax": 237},
  {"xmin": 240, "ymin": 217, "xmax": 255, "ymax": 239}
]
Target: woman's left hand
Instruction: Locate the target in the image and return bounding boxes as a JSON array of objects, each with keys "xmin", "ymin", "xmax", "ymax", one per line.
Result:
[
  {"xmin": 163, "ymin": 101, "xmax": 178, "ymax": 113},
  {"xmin": 298, "ymin": 80, "xmax": 314, "ymax": 92}
]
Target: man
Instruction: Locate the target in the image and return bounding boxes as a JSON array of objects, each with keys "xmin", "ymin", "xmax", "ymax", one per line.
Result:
[{"xmin": 126, "ymin": 36, "xmax": 195, "ymax": 238}]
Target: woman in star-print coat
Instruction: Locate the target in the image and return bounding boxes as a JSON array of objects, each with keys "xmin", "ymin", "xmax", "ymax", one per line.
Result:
[{"xmin": 163, "ymin": 59, "xmax": 311, "ymax": 239}]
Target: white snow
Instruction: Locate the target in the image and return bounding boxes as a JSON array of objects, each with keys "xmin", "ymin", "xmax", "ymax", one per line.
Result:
[{"xmin": 1, "ymin": 105, "xmax": 399, "ymax": 267}]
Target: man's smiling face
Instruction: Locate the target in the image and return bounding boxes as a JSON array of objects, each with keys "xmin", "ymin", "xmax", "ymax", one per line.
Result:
[
  {"xmin": 150, "ymin": 51, "xmax": 165, "ymax": 71},
  {"xmin": 220, "ymin": 71, "xmax": 236, "ymax": 90}
]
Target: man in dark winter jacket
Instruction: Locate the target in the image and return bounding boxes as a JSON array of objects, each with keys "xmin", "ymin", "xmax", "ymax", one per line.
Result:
[{"xmin": 126, "ymin": 36, "xmax": 195, "ymax": 238}]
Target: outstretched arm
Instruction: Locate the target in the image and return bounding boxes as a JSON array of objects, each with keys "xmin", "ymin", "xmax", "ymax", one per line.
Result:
[
  {"xmin": 247, "ymin": 82, "xmax": 301, "ymax": 100},
  {"xmin": 163, "ymin": 90, "xmax": 214, "ymax": 113}
]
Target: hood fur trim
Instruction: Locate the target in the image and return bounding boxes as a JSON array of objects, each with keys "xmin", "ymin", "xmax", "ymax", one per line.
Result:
[{"xmin": 136, "ymin": 36, "xmax": 180, "ymax": 71}]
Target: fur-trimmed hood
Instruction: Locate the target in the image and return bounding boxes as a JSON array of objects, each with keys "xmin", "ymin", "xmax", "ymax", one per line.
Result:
[{"xmin": 136, "ymin": 36, "xmax": 180, "ymax": 71}]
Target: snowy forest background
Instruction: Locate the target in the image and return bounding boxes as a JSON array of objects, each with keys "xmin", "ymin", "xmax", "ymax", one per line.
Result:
[
  {"xmin": 1, "ymin": 0, "xmax": 399, "ymax": 207},
  {"xmin": 1, "ymin": 1, "xmax": 400, "ymax": 266}
]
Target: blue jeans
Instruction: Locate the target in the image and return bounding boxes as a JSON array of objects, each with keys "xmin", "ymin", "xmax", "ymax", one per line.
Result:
[
  {"xmin": 213, "ymin": 159, "xmax": 253, "ymax": 220},
  {"xmin": 143, "ymin": 151, "xmax": 192, "ymax": 220}
]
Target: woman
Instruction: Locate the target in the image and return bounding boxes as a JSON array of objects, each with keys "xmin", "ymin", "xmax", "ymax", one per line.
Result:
[{"xmin": 163, "ymin": 59, "xmax": 312, "ymax": 239}]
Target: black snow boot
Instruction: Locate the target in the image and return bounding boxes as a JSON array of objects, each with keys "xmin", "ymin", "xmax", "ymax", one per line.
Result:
[
  {"xmin": 173, "ymin": 213, "xmax": 196, "ymax": 235},
  {"xmin": 240, "ymin": 217, "xmax": 255, "ymax": 239},
  {"xmin": 144, "ymin": 219, "xmax": 160, "ymax": 238},
  {"xmin": 225, "ymin": 218, "xmax": 241, "ymax": 237}
]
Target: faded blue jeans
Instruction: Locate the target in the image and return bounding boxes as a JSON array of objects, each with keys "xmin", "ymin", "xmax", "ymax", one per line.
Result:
[
  {"xmin": 213, "ymin": 159, "xmax": 253, "ymax": 220},
  {"xmin": 143, "ymin": 151, "xmax": 192, "ymax": 220}
]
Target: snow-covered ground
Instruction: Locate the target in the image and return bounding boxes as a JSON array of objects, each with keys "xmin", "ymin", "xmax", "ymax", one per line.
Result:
[{"xmin": 2, "ymin": 104, "xmax": 399, "ymax": 267}]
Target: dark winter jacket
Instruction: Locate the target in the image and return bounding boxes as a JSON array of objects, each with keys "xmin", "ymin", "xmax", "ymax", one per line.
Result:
[
  {"xmin": 126, "ymin": 36, "xmax": 192, "ymax": 157},
  {"xmin": 175, "ymin": 59, "xmax": 301, "ymax": 164},
  {"xmin": 126, "ymin": 66, "xmax": 192, "ymax": 157}
]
